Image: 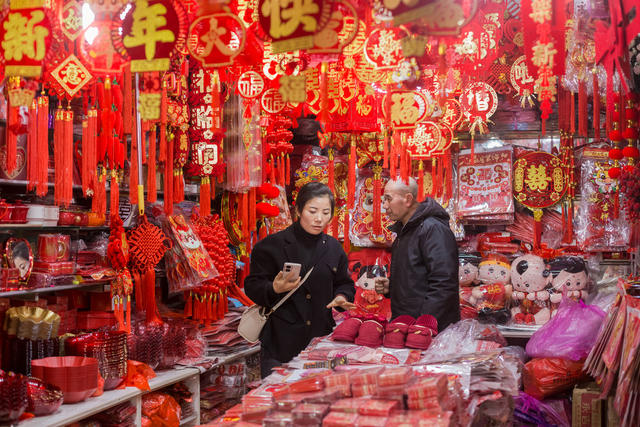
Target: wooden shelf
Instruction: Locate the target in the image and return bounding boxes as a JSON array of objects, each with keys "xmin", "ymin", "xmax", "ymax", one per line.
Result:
[{"xmin": 0, "ymin": 281, "xmax": 108, "ymax": 298}]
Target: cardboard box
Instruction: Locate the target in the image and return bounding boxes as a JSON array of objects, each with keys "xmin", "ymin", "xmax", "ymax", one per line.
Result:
[
  {"xmin": 606, "ymin": 397, "xmax": 620, "ymax": 427},
  {"xmin": 573, "ymin": 383, "xmax": 604, "ymax": 427}
]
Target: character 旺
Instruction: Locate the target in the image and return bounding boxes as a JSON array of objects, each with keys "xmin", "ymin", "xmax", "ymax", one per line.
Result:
[
  {"xmin": 549, "ymin": 256, "xmax": 590, "ymax": 315},
  {"xmin": 510, "ymin": 254, "xmax": 553, "ymax": 325},
  {"xmin": 459, "ymin": 256, "xmax": 480, "ymax": 319},
  {"xmin": 472, "ymin": 253, "xmax": 513, "ymax": 323},
  {"xmin": 351, "ymin": 262, "xmax": 391, "ymax": 319}
]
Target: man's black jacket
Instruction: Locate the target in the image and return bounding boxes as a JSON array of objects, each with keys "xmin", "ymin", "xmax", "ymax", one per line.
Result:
[
  {"xmin": 389, "ymin": 198, "xmax": 460, "ymax": 331},
  {"xmin": 244, "ymin": 224, "xmax": 355, "ymax": 363}
]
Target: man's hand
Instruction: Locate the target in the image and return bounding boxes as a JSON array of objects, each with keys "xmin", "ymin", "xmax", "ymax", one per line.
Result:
[
  {"xmin": 326, "ymin": 294, "xmax": 356, "ymax": 310},
  {"xmin": 272, "ymin": 271, "xmax": 300, "ymax": 294},
  {"xmin": 374, "ymin": 277, "xmax": 389, "ymax": 295}
]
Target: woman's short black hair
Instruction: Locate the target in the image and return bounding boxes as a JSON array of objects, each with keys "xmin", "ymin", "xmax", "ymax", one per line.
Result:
[{"xmin": 295, "ymin": 182, "xmax": 335, "ymax": 217}]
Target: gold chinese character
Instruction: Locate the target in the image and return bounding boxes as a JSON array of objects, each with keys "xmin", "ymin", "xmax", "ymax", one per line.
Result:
[
  {"xmin": 2, "ymin": 10, "xmax": 49, "ymax": 61},
  {"xmin": 261, "ymin": 0, "xmax": 319, "ymax": 39},
  {"xmin": 200, "ymin": 16, "xmax": 237, "ymax": 57},
  {"xmin": 278, "ymin": 74, "xmax": 306, "ymax": 103},
  {"xmin": 391, "ymin": 92, "xmax": 419, "ymax": 125},
  {"xmin": 123, "ymin": 0, "xmax": 175, "ymax": 61},
  {"xmin": 531, "ymin": 41, "xmax": 557, "ymax": 68},
  {"xmin": 530, "ymin": 0, "xmax": 552, "ymax": 24},
  {"xmin": 525, "ymin": 164, "xmax": 552, "ymax": 192}
]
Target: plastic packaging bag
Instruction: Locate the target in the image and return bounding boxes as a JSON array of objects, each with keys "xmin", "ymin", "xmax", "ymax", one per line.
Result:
[
  {"xmin": 514, "ymin": 392, "xmax": 570, "ymax": 427},
  {"xmin": 522, "ymin": 358, "xmax": 587, "ymax": 399},
  {"xmin": 526, "ymin": 298, "xmax": 605, "ymax": 361},
  {"xmin": 422, "ymin": 319, "xmax": 507, "ymax": 363}
]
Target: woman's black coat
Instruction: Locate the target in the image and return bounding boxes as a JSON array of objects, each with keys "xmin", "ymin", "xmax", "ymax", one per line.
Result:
[{"xmin": 244, "ymin": 224, "xmax": 355, "ymax": 363}]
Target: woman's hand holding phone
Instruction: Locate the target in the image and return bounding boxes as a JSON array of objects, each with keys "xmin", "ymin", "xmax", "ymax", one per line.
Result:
[{"xmin": 273, "ymin": 271, "xmax": 301, "ymax": 294}]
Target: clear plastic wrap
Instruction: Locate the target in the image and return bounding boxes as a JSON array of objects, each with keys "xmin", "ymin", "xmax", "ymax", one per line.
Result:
[
  {"xmin": 522, "ymin": 358, "xmax": 587, "ymax": 400},
  {"xmin": 421, "ymin": 320, "xmax": 507, "ymax": 363},
  {"xmin": 291, "ymin": 402, "xmax": 330, "ymax": 425},
  {"xmin": 575, "ymin": 147, "xmax": 630, "ymax": 252},
  {"xmin": 349, "ymin": 168, "xmax": 395, "ymax": 247},
  {"xmin": 348, "ymin": 249, "xmax": 392, "ymax": 319},
  {"xmin": 162, "ymin": 213, "xmax": 219, "ymax": 293}
]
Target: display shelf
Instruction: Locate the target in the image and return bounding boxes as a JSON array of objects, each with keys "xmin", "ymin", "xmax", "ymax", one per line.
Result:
[
  {"xmin": 0, "ymin": 224, "xmax": 110, "ymax": 231},
  {"xmin": 0, "ymin": 281, "xmax": 108, "ymax": 298},
  {"xmin": 19, "ymin": 386, "xmax": 140, "ymax": 427},
  {"xmin": 196, "ymin": 345, "xmax": 261, "ymax": 373},
  {"xmin": 148, "ymin": 367, "xmax": 200, "ymax": 392}
]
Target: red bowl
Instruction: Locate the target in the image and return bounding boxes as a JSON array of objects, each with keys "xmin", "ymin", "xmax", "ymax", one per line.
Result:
[
  {"xmin": 60, "ymin": 388, "xmax": 97, "ymax": 404},
  {"xmin": 31, "ymin": 356, "xmax": 99, "ymax": 395}
]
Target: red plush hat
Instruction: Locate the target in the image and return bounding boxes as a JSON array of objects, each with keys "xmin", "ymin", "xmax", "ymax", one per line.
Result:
[{"xmin": 479, "ymin": 253, "xmax": 510, "ymax": 269}]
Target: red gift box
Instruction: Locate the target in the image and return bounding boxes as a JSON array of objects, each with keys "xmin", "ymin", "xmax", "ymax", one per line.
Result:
[
  {"xmin": 0, "ymin": 268, "xmax": 19, "ymax": 291},
  {"xmin": 90, "ymin": 292, "xmax": 114, "ymax": 312},
  {"xmin": 76, "ymin": 311, "xmax": 115, "ymax": 330},
  {"xmin": 358, "ymin": 399, "xmax": 399, "ymax": 417},
  {"xmin": 33, "ymin": 261, "xmax": 75, "ymax": 275},
  {"xmin": 322, "ymin": 411, "xmax": 359, "ymax": 427}
]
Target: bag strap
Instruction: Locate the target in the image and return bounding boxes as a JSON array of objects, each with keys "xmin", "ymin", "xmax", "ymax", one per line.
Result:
[{"xmin": 267, "ymin": 267, "xmax": 314, "ymax": 316}]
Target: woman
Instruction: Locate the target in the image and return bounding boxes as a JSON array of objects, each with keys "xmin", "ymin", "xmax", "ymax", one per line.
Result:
[{"xmin": 244, "ymin": 182, "xmax": 355, "ymax": 378}]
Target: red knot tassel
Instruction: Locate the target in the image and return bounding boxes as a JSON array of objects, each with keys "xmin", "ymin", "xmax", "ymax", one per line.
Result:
[
  {"xmin": 382, "ymin": 130, "xmax": 389, "ymax": 168},
  {"xmin": 143, "ymin": 269, "xmax": 161, "ymax": 324},
  {"xmin": 593, "ymin": 71, "xmax": 600, "ymax": 139},
  {"xmin": 342, "ymin": 213, "xmax": 350, "ymax": 253},
  {"xmin": 570, "ymin": 91, "xmax": 575, "ymax": 134},
  {"xmin": 27, "ymin": 99, "xmax": 37, "ymax": 192},
  {"xmin": 319, "ymin": 62, "xmax": 329, "ymax": 127},
  {"xmin": 110, "ymin": 171, "xmax": 119, "ymax": 216},
  {"xmin": 123, "ymin": 64, "xmax": 133, "ymax": 135},
  {"xmin": 164, "ymin": 132, "xmax": 174, "ymax": 215},
  {"xmin": 241, "ymin": 191, "xmax": 249, "ymax": 239},
  {"xmin": 417, "ymin": 160, "xmax": 425, "ymax": 202},
  {"xmin": 347, "ymin": 135, "xmax": 356, "ymax": 209},
  {"xmin": 578, "ymin": 82, "xmax": 588, "ymax": 137},
  {"xmin": 159, "ymin": 81, "xmax": 167, "ymax": 162},
  {"xmin": 327, "ymin": 148, "xmax": 335, "ymax": 192},
  {"xmin": 147, "ymin": 126, "xmax": 157, "ymax": 203},
  {"xmin": 130, "ymin": 123, "xmax": 139, "ymax": 205},
  {"xmin": 92, "ymin": 168, "xmax": 107, "ymax": 216},
  {"xmin": 372, "ymin": 165, "xmax": 382, "ymax": 236},
  {"xmin": 6, "ymin": 99, "xmax": 18, "ymax": 175},
  {"xmin": 249, "ymin": 187, "xmax": 256, "ymax": 233},
  {"xmin": 285, "ymin": 154, "xmax": 291, "ymax": 186},
  {"xmin": 35, "ymin": 96, "xmax": 49, "ymax": 197},
  {"xmin": 390, "ymin": 132, "xmax": 398, "ymax": 178},
  {"xmin": 200, "ymin": 176, "xmax": 211, "ymax": 216}
]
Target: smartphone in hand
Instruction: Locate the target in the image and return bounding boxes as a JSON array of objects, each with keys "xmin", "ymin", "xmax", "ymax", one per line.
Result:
[{"xmin": 283, "ymin": 262, "xmax": 301, "ymax": 281}]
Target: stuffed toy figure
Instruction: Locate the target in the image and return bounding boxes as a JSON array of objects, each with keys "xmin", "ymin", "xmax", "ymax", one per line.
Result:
[
  {"xmin": 510, "ymin": 254, "xmax": 553, "ymax": 325},
  {"xmin": 549, "ymin": 256, "xmax": 590, "ymax": 315},
  {"xmin": 473, "ymin": 253, "xmax": 513, "ymax": 323},
  {"xmin": 352, "ymin": 263, "xmax": 391, "ymax": 319},
  {"xmin": 459, "ymin": 257, "xmax": 480, "ymax": 319}
]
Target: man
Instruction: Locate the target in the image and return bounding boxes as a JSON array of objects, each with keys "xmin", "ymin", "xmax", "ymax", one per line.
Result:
[{"xmin": 375, "ymin": 177, "xmax": 460, "ymax": 332}]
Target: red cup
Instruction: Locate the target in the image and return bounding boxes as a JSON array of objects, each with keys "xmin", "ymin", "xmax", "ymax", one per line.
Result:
[{"xmin": 37, "ymin": 234, "xmax": 70, "ymax": 262}]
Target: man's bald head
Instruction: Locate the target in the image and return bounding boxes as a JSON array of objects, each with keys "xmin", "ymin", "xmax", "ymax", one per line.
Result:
[
  {"xmin": 383, "ymin": 177, "xmax": 420, "ymax": 225},
  {"xmin": 385, "ymin": 177, "xmax": 418, "ymax": 202}
]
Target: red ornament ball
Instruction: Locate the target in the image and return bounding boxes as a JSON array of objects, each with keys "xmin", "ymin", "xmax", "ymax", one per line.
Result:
[
  {"xmin": 622, "ymin": 146, "xmax": 640, "ymax": 159},
  {"xmin": 608, "ymin": 167, "xmax": 622, "ymax": 179},
  {"xmin": 609, "ymin": 148, "xmax": 623, "ymax": 160}
]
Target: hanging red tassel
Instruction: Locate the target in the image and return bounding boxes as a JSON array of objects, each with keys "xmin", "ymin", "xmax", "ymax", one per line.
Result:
[
  {"xmin": 241, "ymin": 191, "xmax": 249, "ymax": 239},
  {"xmin": 259, "ymin": 219, "xmax": 268, "ymax": 240},
  {"xmin": 372, "ymin": 165, "xmax": 382, "ymax": 236},
  {"xmin": 110, "ymin": 171, "xmax": 119, "ymax": 215},
  {"xmin": 143, "ymin": 269, "xmax": 161, "ymax": 324},
  {"xmin": 92, "ymin": 168, "xmax": 107, "ymax": 216},
  {"xmin": 327, "ymin": 148, "xmax": 335, "ymax": 192},
  {"xmin": 123, "ymin": 64, "xmax": 133, "ymax": 135},
  {"xmin": 164, "ymin": 132, "xmax": 174, "ymax": 215},
  {"xmin": 249, "ymin": 187, "xmax": 256, "ymax": 233},
  {"xmin": 35, "ymin": 96, "xmax": 49, "ymax": 197},
  {"xmin": 331, "ymin": 214, "xmax": 339, "ymax": 240},
  {"xmin": 593, "ymin": 71, "xmax": 600, "ymax": 139},
  {"xmin": 159, "ymin": 81, "xmax": 167, "ymax": 162},
  {"xmin": 319, "ymin": 62, "xmax": 329, "ymax": 126},
  {"xmin": 347, "ymin": 135, "xmax": 356, "ymax": 208},
  {"xmin": 5, "ymin": 92, "xmax": 18, "ymax": 175},
  {"xmin": 200, "ymin": 176, "xmax": 211, "ymax": 216},
  {"xmin": 570, "ymin": 91, "xmax": 576, "ymax": 134},
  {"xmin": 130, "ymin": 122, "xmax": 139, "ymax": 205},
  {"xmin": 382, "ymin": 130, "xmax": 389, "ymax": 168},
  {"xmin": 400, "ymin": 134, "xmax": 409, "ymax": 183},
  {"xmin": 533, "ymin": 209, "xmax": 543, "ymax": 249},
  {"xmin": 269, "ymin": 155, "xmax": 277, "ymax": 183},
  {"xmin": 390, "ymin": 132, "xmax": 398, "ymax": 178},
  {"xmin": 147, "ymin": 125, "xmax": 157, "ymax": 203},
  {"xmin": 578, "ymin": 82, "xmax": 587, "ymax": 137},
  {"xmin": 417, "ymin": 160, "xmax": 425, "ymax": 202},
  {"xmin": 285, "ymin": 154, "xmax": 290, "ymax": 186},
  {"xmin": 342, "ymin": 214, "xmax": 350, "ymax": 252},
  {"xmin": 444, "ymin": 152, "xmax": 452, "ymax": 201},
  {"xmin": 27, "ymin": 99, "xmax": 37, "ymax": 192}
]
